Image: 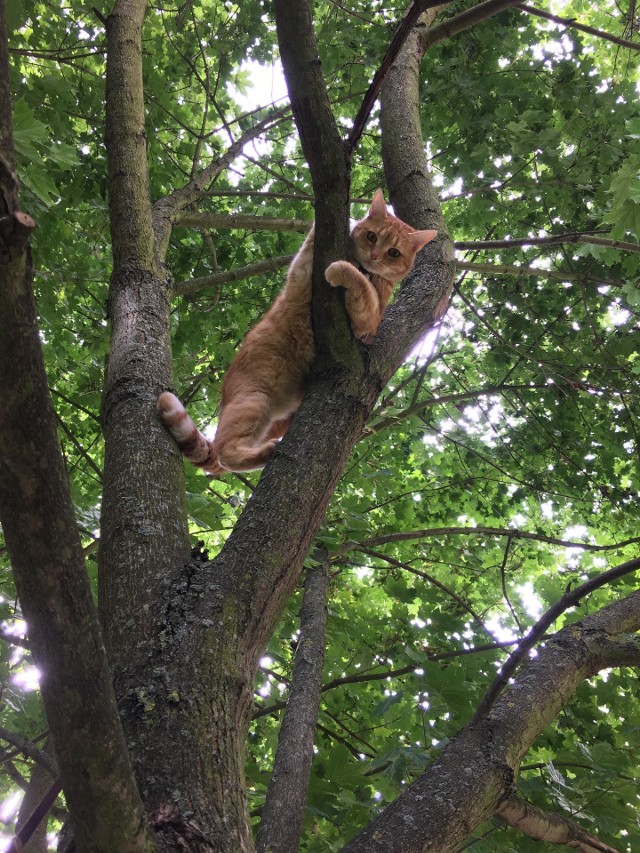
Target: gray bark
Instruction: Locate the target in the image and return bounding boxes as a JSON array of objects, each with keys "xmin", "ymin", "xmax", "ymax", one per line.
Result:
[
  {"xmin": 256, "ymin": 558, "xmax": 330, "ymax": 853},
  {"xmin": 0, "ymin": 3, "xmax": 154, "ymax": 848}
]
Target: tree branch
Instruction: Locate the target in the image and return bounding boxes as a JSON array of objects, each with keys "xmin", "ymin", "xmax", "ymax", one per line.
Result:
[
  {"xmin": 273, "ymin": 0, "xmax": 353, "ymax": 364},
  {"xmin": 456, "ymin": 232, "xmax": 640, "ymax": 253},
  {"xmin": 473, "ymin": 556, "xmax": 640, "ymax": 721},
  {"xmin": 352, "ymin": 545, "xmax": 491, "ymax": 636},
  {"xmin": 259, "ymin": 651, "xmax": 476, "ymax": 719},
  {"xmin": 0, "ymin": 729, "xmax": 58, "ymax": 778},
  {"xmin": 0, "ymin": 628, "xmax": 30, "ymax": 651},
  {"xmin": 172, "ymin": 251, "xmax": 619, "ymax": 301},
  {"xmin": 368, "ymin": 382, "xmax": 580, "ymax": 434},
  {"xmin": 497, "ymin": 793, "xmax": 623, "ymax": 852},
  {"xmin": 172, "ymin": 254, "xmax": 294, "ymax": 298},
  {"xmin": 254, "ymin": 641, "xmax": 517, "ymax": 720},
  {"xmin": 517, "ymin": 3, "xmax": 640, "ymax": 53},
  {"xmin": 419, "ymin": 0, "xmax": 524, "ymax": 53},
  {"xmin": 456, "ymin": 259, "xmax": 622, "ymax": 286},
  {"xmin": 10, "ymin": 776, "xmax": 63, "ymax": 853},
  {"xmin": 256, "ymin": 555, "xmax": 330, "ymax": 853},
  {"xmin": 170, "ymin": 216, "xmax": 628, "ymax": 299},
  {"xmin": 176, "ymin": 212, "xmax": 310, "ymax": 232},
  {"xmin": 347, "ymin": 0, "xmax": 454, "ymax": 152},
  {"xmin": 347, "ymin": 527, "xmax": 640, "ymax": 554},
  {"xmin": 152, "ymin": 105, "xmax": 291, "ymax": 265},
  {"xmin": 174, "ymin": 213, "xmax": 637, "ymax": 256},
  {"xmin": 342, "ymin": 589, "xmax": 640, "ymax": 851}
]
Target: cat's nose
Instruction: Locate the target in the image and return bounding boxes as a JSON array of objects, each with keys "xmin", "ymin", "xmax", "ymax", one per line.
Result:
[{"xmin": 370, "ymin": 251, "xmax": 379, "ymax": 260}]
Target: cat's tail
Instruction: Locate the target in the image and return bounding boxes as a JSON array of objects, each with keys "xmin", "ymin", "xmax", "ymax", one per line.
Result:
[{"xmin": 157, "ymin": 392, "xmax": 223, "ymax": 474}]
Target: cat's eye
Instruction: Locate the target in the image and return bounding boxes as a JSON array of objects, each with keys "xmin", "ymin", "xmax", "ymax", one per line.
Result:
[
  {"xmin": 388, "ymin": 248, "xmax": 401, "ymax": 258},
  {"xmin": 366, "ymin": 231, "xmax": 377, "ymax": 244}
]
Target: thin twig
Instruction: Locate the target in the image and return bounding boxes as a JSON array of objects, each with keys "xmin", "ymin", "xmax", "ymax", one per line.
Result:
[
  {"xmin": 347, "ymin": 0, "xmax": 455, "ymax": 151},
  {"xmin": 0, "ymin": 728, "xmax": 58, "ymax": 777},
  {"xmin": 517, "ymin": 3, "xmax": 640, "ymax": 52},
  {"xmin": 473, "ymin": 556, "xmax": 640, "ymax": 721},
  {"xmin": 346, "ymin": 528, "xmax": 640, "ymax": 554}
]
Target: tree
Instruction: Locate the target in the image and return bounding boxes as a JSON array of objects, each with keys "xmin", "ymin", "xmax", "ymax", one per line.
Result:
[{"xmin": 1, "ymin": 0, "xmax": 639, "ymax": 850}]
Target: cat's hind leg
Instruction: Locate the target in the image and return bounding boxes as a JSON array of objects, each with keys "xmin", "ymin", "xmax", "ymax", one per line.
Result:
[
  {"xmin": 266, "ymin": 413, "xmax": 295, "ymax": 441},
  {"xmin": 212, "ymin": 392, "xmax": 280, "ymax": 472}
]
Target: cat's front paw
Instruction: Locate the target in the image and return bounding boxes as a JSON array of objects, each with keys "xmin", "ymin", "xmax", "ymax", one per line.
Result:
[{"xmin": 325, "ymin": 260, "xmax": 351, "ymax": 288}]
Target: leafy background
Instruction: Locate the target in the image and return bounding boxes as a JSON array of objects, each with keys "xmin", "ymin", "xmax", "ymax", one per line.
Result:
[{"xmin": 3, "ymin": 0, "xmax": 639, "ymax": 848}]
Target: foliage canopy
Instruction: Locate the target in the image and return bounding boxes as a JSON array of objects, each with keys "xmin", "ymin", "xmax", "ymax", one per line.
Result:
[{"xmin": 2, "ymin": 0, "xmax": 640, "ymax": 849}]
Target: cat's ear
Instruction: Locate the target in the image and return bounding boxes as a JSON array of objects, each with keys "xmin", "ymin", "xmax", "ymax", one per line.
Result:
[
  {"xmin": 409, "ymin": 229, "xmax": 438, "ymax": 251},
  {"xmin": 368, "ymin": 188, "xmax": 387, "ymax": 220}
]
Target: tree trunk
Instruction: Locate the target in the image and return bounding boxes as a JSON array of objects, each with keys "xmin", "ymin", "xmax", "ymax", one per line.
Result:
[
  {"xmin": 0, "ymin": 3, "xmax": 154, "ymax": 848},
  {"xmin": 256, "ymin": 558, "xmax": 330, "ymax": 852},
  {"xmin": 99, "ymin": 0, "xmax": 190, "ymax": 667},
  {"xmin": 97, "ymin": 0, "xmax": 455, "ymax": 847}
]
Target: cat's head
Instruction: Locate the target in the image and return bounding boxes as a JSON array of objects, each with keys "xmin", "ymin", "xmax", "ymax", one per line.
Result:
[{"xmin": 350, "ymin": 189, "xmax": 437, "ymax": 282}]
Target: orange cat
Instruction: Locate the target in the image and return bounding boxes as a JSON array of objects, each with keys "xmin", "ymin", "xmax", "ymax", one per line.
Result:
[{"xmin": 158, "ymin": 190, "xmax": 436, "ymax": 474}]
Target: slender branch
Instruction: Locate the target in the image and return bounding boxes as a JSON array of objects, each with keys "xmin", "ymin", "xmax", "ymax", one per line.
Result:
[
  {"xmin": 0, "ymin": 728, "xmax": 58, "ymax": 778},
  {"xmin": 7, "ymin": 777, "xmax": 63, "ymax": 853},
  {"xmin": 323, "ymin": 707, "xmax": 377, "ymax": 754},
  {"xmin": 8, "ymin": 46, "xmax": 104, "ymax": 61},
  {"xmin": 256, "ymin": 556, "xmax": 330, "ymax": 853},
  {"xmin": 175, "ymin": 212, "xmax": 311, "ymax": 232},
  {"xmin": 54, "ymin": 412, "xmax": 103, "ymax": 480},
  {"xmin": 172, "ymin": 254, "xmax": 294, "ymax": 298},
  {"xmin": 3, "ymin": 762, "xmax": 27, "ymax": 792},
  {"xmin": 457, "ymin": 259, "xmax": 621, "ymax": 286},
  {"xmin": 369, "ymin": 378, "xmax": 640, "ymax": 437},
  {"xmin": 172, "ymin": 251, "xmax": 623, "ymax": 322},
  {"xmin": 367, "ymin": 381, "xmax": 608, "ymax": 433},
  {"xmin": 347, "ymin": 0, "xmax": 454, "ymax": 151},
  {"xmin": 175, "ymin": 215, "xmax": 638, "ymax": 256},
  {"xmin": 456, "ymin": 233, "xmax": 640, "ymax": 253},
  {"xmin": 0, "ymin": 628, "xmax": 30, "ymax": 650},
  {"xmin": 497, "ymin": 794, "xmax": 623, "ymax": 853},
  {"xmin": 473, "ymin": 556, "xmax": 640, "ymax": 721},
  {"xmin": 346, "ymin": 527, "xmax": 640, "ymax": 554},
  {"xmin": 254, "ymin": 641, "xmax": 517, "ymax": 719},
  {"xmin": 517, "ymin": 3, "xmax": 640, "ymax": 52},
  {"xmin": 170, "ymin": 219, "xmax": 627, "ymax": 299},
  {"xmin": 202, "ymin": 189, "xmax": 370, "ymax": 204},
  {"xmin": 353, "ymin": 545, "xmax": 491, "ymax": 635},
  {"xmin": 500, "ymin": 536, "xmax": 524, "ymax": 633},
  {"xmin": 321, "ymin": 640, "xmax": 516, "ymax": 690},
  {"xmin": 152, "ymin": 105, "xmax": 291, "ymax": 264},
  {"xmin": 49, "ymin": 387, "xmax": 101, "ymax": 425},
  {"xmin": 316, "ymin": 721, "xmax": 374, "ymax": 760}
]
